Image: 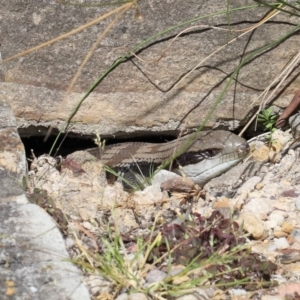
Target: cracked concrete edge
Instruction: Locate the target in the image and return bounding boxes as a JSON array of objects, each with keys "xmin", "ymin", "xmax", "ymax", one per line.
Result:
[{"xmin": 0, "ymin": 98, "xmax": 90, "ymax": 300}]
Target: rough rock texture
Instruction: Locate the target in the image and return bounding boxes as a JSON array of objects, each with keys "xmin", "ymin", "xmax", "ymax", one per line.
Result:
[
  {"xmin": 0, "ymin": 99, "xmax": 90, "ymax": 300},
  {"xmin": 0, "ymin": 202, "xmax": 90, "ymax": 300},
  {"xmin": 1, "ymin": 0, "xmax": 299, "ymax": 138},
  {"xmin": 28, "ymin": 150, "xmax": 107, "ymax": 220},
  {"xmin": 28, "ymin": 125, "xmax": 300, "ymax": 299},
  {"xmin": 12, "ymin": 96, "xmax": 300, "ymax": 299}
]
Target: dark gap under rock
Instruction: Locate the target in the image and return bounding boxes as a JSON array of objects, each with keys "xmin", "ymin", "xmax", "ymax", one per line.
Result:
[{"xmin": 20, "ymin": 129, "xmax": 177, "ymax": 161}]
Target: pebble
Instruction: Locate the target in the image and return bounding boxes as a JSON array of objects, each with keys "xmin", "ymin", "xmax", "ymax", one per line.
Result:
[
  {"xmin": 145, "ymin": 269, "xmax": 167, "ymax": 283},
  {"xmin": 236, "ymin": 176, "xmax": 262, "ymax": 194},
  {"xmin": 281, "ymin": 222, "xmax": 294, "ymax": 233},
  {"xmin": 262, "ymin": 172, "xmax": 275, "ymax": 185},
  {"xmin": 84, "ymin": 275, "xmax": 112, "ymax": 297},
  {"xmin": 273, "ymin": 228, "xmax": 288, "ymax": 238},
  {"xmin": 264, "ymin": 220, "xmax": 278, "ymax": 230},
  {"xmin": 78, "ymin": 208, "xmax": 96, "ymax": 220},
  {"xmin": 29, "ymin": 286, "xmax": 38, "ymax": 293},
  {"xmin": 243, "ymin": 198, "xmax": 272, "ymax": 218},
  {"xmin": 291, "ymin": 230, "xmax": 300, "ymax": 244},
  {"xmin": 278, "ymin": 282, "xmax": 300, "ymax": 298},
  {"xmin": 176, "ymin": 288, "xmax": 209, "ymax": 300},
  {"xmin": 295, "ymin": 198, "xmax": 300, "ymax": 210},
  {"xmin": 272, "ymin": 202, "xmax": 290, "ymax": 212},
  {"xmin": 169, "ymin": 265, "xmax": 185, "ymax": 276},
  {"xmin": 268, "ymin": 212, "xmax": 284, "ymax": 226},
  {"xmin": 65, "ymin": 237, "xmax": 75, "ymax": 249},
  {"xmin": 176, "ymin": 295, "xmax": 201, "ymax": 300},
  {"xmin": 255, "ymin": 182, "xmax": 264, "ymax": 190},
  {"xmin": 272, "ymin": 129, "xmax": 293, "ymax": 146},
  {"xmin": 82, "ymin": 221, "xmax": 94, "ymax": 231},
  {"xmin": 252, "ymin": 145, "xmax": 270, "ymax": 161},
  {"xmin": 115, "ymin": 294, "xmax": 128, "ymax": 300},
  {"xmin": 271, "ymin": 209, "xmax": 288, "ymax": 218},
  {"xmin": 228, "ymin": 288, "xmax": 247, "ymax": 296},
  {"xmin": 152, "ymin": 169, "xmax": 182, "ymax": 185},
  {"xmin": 267, "ymin": 243, "xmax": 278, "ymax": 252},
  {"xmin": 261, "ymin": 183, "xmax": 281, "ymax": 198},
  {"xmin": 237, "ymin": 212, "xmax": 267, "ymax": 240},
  {"xmin": 273, "ymin": 237, "xmax": 290, "ymax": 250},
  {"xmin": 261, "ymin": 296, "xmax": 284, "ymax": 300},
  {"xmin": 172, "ymin": 275, "xmax": 190, "ymax": 285},
  {"xmin": 128, "ymin": 293, "xmax": 149, "ymax": 300}
]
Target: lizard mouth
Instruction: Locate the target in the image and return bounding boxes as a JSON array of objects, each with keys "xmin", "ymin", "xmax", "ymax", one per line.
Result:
[{"xmin": 179, "ymin": 141, "xmax": 249, "ymax": 186}]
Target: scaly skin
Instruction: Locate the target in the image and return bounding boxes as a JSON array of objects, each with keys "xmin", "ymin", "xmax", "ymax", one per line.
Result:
[{"xmin": 87, "ymin": 130, "xmax": 249, "ymax": 187}]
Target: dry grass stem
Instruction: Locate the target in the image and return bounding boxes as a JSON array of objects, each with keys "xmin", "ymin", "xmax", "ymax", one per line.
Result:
[
  {"xmin": 58, "ymin": 3, "xmax": 134, "ymax": 118},
  {"xmin": 239, "ymin": 48, "xmax": 300, "ymax": 136},
  {"xmin": 1, "ymin": 2, "xmax": 134, "ymax": 64},
  {"xmin": 163, "ymin": 8, "xmax": 281, "ymax": 97}
]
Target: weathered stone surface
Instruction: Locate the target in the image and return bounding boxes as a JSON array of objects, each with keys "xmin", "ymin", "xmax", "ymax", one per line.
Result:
[
  {"xmin": 0, "ymin": 169, "xmax": 25, "ymax": 200},
  {"xmin": 0, "ymin": 100, "xmax": 27, "ymax": 179},
  {"xmin": 1, "ymin": 0, "xmax": 299, "ymax": 137},
  {"xmin": 0, "ymin": 99, "xmax": 90, "ymax": 300},
  {"xmin": 0, "ymin": 202, "xmax": 90, "ymax": 300}
]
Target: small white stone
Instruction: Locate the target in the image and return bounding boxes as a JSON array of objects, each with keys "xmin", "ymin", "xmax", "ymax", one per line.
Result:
[
  {"xmin": 176, "ymin": 288, "xmax": 209, "ymax": 300},
  {"xmin": 29, "ymin": 286, "xmax": 38, "ymax": 293},
  {"xmin": 229, "ymin": 288, "xmax": 247, "ymax": 295},
  {"xmin": 81, "ymin": 221, "xmax": 94, "ymax": 231},
  {"xmin": 115, "ymin": 294, "xmax": 128, "ymax": 300},
  {"xmin": 145, "ymin": 269, "xmax": 167, "ymax": 283},
  {"xmin": 237, "ymin": 212, "xmax": 267, "ymax": 240},
  {"xmin": 268, "ymin": 212, "xmax": 284, "ymax": 226},
  {"xmin": 15, "ymin": 194, "xmax": 28, "ymax": 204},
  {"xmin": 272, "ymin": 130, "xmax": 293, "ymax": 148},
  {"xmin": 243, "ymin": 198, "xmax": 272, "ymax": 218},
  {"xmin": 295, "ymin": 198, "xmax": 300, "ymax": 210},
  {"xmin": 152, "ymin": 169, "xmax": 181, "ymax": 186},
  {"xmin": 264, "ymin": 220, "xmax": 277, "ymax": 230},
  {"xmin": 291, "ymin": 230, "xmax": 300, "ymax": 244},
  {"xmin": 267, "ymin": 243, "xmax": 278, "ymax": 252},
  {"xmin": 175, "ymin": 295, "xmax": 201, "ymax": 300},
  {"xmin": 261, "ymin": 295, "xmax": 285, "ymax": 300},
  {"xmin": 273, "ymin": 237, "xmax": 289, "ymax": 250},
  {"xmin": 128, "ymin": 293, "xmax": 149, "ymax": 300},
  {"xmin": 236, "ymin": 176, "xmax": 261, "ymax": 195},
  {"xmin": 65, "ymin": 237, "xmax": 75, "ymax": 249}
]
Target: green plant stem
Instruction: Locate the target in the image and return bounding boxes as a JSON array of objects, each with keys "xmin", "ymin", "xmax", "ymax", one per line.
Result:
[{"xmin": 253, "ymin": 0, "xmax": 300, "ymax": 17}]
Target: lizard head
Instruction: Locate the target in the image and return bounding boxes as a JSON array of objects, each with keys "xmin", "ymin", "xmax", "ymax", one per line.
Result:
[{"xmin": 175, "ymin": 130, "xmax": 249, "ymax": 186}]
